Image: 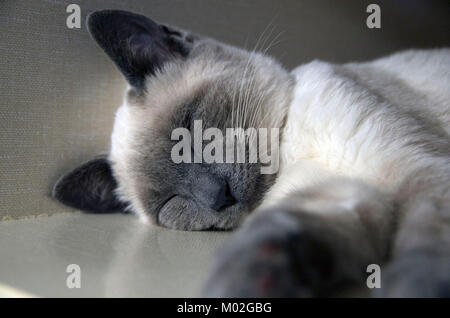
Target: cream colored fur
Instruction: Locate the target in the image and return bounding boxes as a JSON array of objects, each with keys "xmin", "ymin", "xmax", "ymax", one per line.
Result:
[{"xmin": 264, "ymin": 49, "xmax": 449, "ymax": 208}]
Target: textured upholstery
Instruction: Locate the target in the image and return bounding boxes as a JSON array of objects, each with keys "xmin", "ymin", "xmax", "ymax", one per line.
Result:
[{"xmin": 0, "ymin": 0, "xmax": 449, "ymax": 219}]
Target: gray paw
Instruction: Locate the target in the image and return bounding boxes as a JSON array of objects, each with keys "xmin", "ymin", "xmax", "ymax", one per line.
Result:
[
  {"xmin": 202, "ymin": 210, "xmax": 338, "ymax": 297},
  {"xmin": 378, "ymin": 250, "xmax": 450, "ymax": 297}
]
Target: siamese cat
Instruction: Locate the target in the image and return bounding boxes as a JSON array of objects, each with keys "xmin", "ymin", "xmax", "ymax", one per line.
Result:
[{"xmin": 52, "ymin": 10, "xmax": 450, "ymax": 297}]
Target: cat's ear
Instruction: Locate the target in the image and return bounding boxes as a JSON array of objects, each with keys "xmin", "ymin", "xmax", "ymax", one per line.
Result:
[
  {"xmin": 52, "ymin": 156, "xmax": 127, "ymax": 213},
  {"xmin": 87, "ymin": 10, "xmax": 194, "ymax": 89}
]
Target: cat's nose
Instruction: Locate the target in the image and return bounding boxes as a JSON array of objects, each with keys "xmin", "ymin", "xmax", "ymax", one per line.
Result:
[
  {"xmin": 210, "ymin": 181, "xmax": 237, "ymax": 211},
  {"xmin": 192, "ymin": 174, "xmax": 237, "ymax": 211}
]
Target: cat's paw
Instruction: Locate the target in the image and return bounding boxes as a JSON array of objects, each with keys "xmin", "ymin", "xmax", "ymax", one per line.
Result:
[
  {"xmin": 202, "ymin": 210, "xmax": 337, "ymax": 297},
  {"xmin": 378, "ymin": 250, "xmax": 450, "ymax": 297}
]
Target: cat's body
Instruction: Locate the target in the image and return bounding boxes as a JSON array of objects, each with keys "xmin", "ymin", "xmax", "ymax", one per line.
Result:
[
  {"xmin": 205, "ymin": 49, "xmax": 450, "ymax": 297},
  {"xmin": 265, "ymin": 49, "xmax": 450, "ymax": 205},
  {"xmin": 53, "ymin": 10, "xmax": 450, "ymax": 297}
]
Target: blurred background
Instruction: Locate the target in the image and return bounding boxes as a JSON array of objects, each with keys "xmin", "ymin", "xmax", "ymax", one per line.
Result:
[{"xmin": 0, "ymin": 0, "xmax": 449, "ymax": 220}]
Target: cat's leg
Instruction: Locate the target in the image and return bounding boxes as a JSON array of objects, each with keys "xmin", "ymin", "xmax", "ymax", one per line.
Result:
[
  {"xmin": 380, "ymin": 168, "xmax": 450, "ymax": 297},
  {"xmin": 203, "ymin": 178, "xmax": 395, "ymax": 297}
]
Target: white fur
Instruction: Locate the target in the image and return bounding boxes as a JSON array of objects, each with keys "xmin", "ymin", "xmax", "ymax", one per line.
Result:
[{"xmin": 264, "ymin": 49, "xmax": 450, "ymax": 206}]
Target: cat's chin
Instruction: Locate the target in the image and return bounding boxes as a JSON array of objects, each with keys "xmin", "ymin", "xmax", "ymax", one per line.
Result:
[
  {"xmin": 157, "ymin": 218, "xmax": 239, "ymax": 231},
  {"xmin": 156, "ymin": 203, "xmax": 248, "ymax": 231}
]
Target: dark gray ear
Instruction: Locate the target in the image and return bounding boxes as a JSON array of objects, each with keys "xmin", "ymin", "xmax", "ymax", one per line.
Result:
[
  {"xmin": 87, "ymin": 10, "xmax": 193, "ymax": 89},
  {"xmin": 52, "ymin": 156, "xmax": 127, "ymax": 213}
]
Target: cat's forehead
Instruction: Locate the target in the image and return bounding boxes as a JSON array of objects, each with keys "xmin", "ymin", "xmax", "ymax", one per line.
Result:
[
  {"xmin": 138, "ymin": 57, "xmax": 232, "ymax": 116},
  {"xmin": 119, "ymin": 54, "xmax": 294, "ymax": 146},
  {"xmin": 110, "ymin": 56, "xmax": 235, "ymax": 170}
]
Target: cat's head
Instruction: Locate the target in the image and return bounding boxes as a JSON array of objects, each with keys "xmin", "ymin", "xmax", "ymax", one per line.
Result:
[{"xmin": 52, "ymin": 10, "xmax": 294, "ymax": 230}]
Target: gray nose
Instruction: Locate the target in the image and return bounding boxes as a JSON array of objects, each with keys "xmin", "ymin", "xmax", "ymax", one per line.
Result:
[
  {"xmin": 210, "ymin": 181, "xmax": 236, "ymax": 211},
  {"xmin": 192, "ymin": 174, "xmax": 237, "ymax": 211}
]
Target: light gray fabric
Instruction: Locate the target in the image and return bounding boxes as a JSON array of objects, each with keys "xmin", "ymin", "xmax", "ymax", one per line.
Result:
[{"xmin": 0, "ymin": 0, "xmax": 449, "ymax": 219}]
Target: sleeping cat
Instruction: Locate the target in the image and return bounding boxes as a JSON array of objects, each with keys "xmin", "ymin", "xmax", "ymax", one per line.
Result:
[{"xmin": 52, "ymin": 10, "xmax": 450, "ymax": 297}]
